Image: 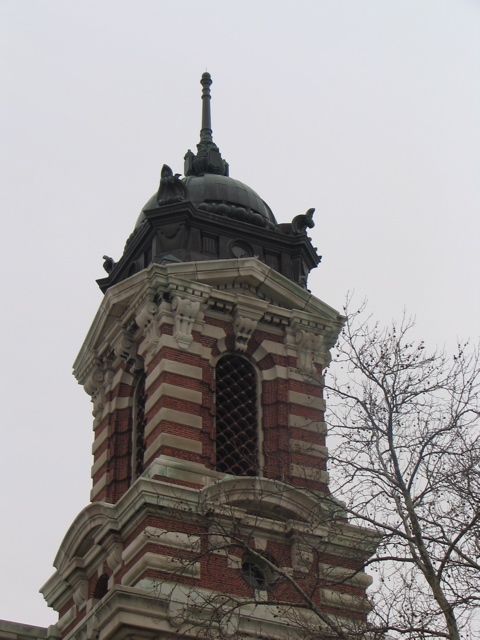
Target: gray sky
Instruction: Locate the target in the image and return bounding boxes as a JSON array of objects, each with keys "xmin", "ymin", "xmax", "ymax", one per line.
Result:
[{"xmin": 1, "ymin": 0, "xmax": 479, "ymax": 627}]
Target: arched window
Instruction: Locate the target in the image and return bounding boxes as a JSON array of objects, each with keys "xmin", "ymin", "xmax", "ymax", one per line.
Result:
[
  {"xmin": 215, "ymin": 355, "xmax": 258, "ymax": 476},
  {"xmin": 132, "ymin": 371, "xmax": 147, "ymax": 479}
]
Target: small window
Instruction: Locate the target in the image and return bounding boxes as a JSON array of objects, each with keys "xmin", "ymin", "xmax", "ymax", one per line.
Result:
[
  {"xmin": 202, "ymin": 233, "xmax": 218, "ymax": 255},
  {"xmin": 215, "ymin": 355, "xmax": 258, "ymax": 476},
  {"xmin": 264, "ymin": 252, "xmax": 279, "ymax": 270},
  {"xmin": 241, "ymin": 553, "xmax": 279, "ymax": 590}
]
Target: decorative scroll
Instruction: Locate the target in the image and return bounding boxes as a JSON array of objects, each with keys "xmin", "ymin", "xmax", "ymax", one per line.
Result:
[
  {"xmin": 84, "ymin": 361, "xmax": 112, "ymax": 424},
  {"xmin": 135, "ymin": 300, "xmax": 160, "ymax": 358},
  {"xmin": 233, "ymin": 315, "xmax": 258, "ymax": 352},
  {"xmin": 113, "ymin": 330, "xmax": 137, "ymax": 364},
  {"xmin": 72, "ymin": 577, "xmax": 88, "ymax": 607},
  {"xmin": 232, "ymin": 304, "xmax": 264, "ymax": 353},
  {"xmin": 172, "ymin": 295, "xmax": 204, "ymax": 350}
]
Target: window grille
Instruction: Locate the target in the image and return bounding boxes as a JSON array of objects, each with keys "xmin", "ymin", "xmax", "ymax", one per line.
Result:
[
  {"xmin": 133, "ymin": 372, "xmax": 147, "ymax": 478},
  {"xmin": 215, "ymin": 355, "xmax": 258, "ymax": 476}
]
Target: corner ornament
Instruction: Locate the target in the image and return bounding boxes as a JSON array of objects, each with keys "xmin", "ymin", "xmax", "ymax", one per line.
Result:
[
  {"xmin": 172, "ymin": 295, "xmax": 204, "ymax": 350},
  {"xmin": 292, "ymin": 207, "xmax": 315, "ymax": 235},
  {"xmin": 156, "ymin": 164, "xmax": 188, "ymax": 206}
]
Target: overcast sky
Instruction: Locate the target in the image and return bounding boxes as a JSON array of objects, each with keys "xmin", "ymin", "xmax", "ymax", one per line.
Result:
[{"xmin": 1, "ymin": 0, "xmax": 479, "ymax": 628}]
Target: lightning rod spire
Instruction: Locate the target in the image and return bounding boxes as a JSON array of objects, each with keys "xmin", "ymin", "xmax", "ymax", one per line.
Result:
[{"xmin": 184, "ymin": 72, "xmax": 229, "ymax": 177}]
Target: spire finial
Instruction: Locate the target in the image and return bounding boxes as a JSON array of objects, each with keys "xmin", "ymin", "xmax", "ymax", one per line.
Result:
[
  {"xmin": 184, "ymin": 72, "xmax": 229, "ymax": 177},
  {"xmin": 200, "ymin": 72, "xmax": 213, "ymax": 142}
]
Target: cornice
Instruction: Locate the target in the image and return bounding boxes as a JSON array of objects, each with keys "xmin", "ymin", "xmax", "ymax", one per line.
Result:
[{"xmin": 74, "ymin": 258, "xmax": 345, "ymax": 384}]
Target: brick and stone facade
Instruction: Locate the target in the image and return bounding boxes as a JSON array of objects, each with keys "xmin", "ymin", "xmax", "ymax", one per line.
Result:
[
  {"xmin": 40, "ymin": 258, "xmax": 379, "ymax": 639},
  {"xmin": 2, "ymin": 73, "xmax": 379, "ymax": 640},
  {"xmin": 79, "ymin": 260, "xmax": 340, "ymax": 504}
]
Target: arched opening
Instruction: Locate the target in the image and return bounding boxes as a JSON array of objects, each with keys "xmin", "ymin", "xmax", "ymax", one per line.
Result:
[
  {"xmin": 215, "ymin": 355, "xmax": 258, "ymax": 476},
  {"xmin": 92, "ymin": 574, "xmax": 109, "ymax": 600}
]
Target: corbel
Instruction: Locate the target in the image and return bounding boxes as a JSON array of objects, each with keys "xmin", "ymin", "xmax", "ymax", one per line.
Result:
[
  {"xmin": 70, "ymin": 574, "xmax": 89, "ymax": 610},
  {"xmin": 232, "ymin": 304, "xmax": 264, "ymax": 352},
  {"xmin": 105, "ymin": 538, "xmax": 124, "ymax": 576},
  {"xmin": 171, "ymin": 294, "xmax": 205, "ymax": 349},
  {"xmin": 112, "ymin": 329, "xmax": 137, "ymax": 365},
  {"xmin": 286, "ymin": 317, "xmax": 324, "ymax": 375},
  {"xmin": 295, "ymin": 328, "xmax": 323, "ymax": 374},
  {"xmin": 135, "ymin": 298, "xmax": 160, "ymax": 362},
  {"xmin": 84, "ymin": 359, "xmax": 113, "ymax": 425}
]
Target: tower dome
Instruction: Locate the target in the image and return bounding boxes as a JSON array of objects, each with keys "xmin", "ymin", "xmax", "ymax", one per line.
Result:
[
  {"xmin": 138, "ymin": 173, "xmax": 276, "ymax": 230},
  {"xmin": 97, "ymin": 73, "xmax": 320, "ymax": 294},
  {"xmin": 181, "ymin": 72, "xmax": 276, "ymax": 228},
  {"xmin": 137, "ymin": 72, "xmax": 276, "ymax": 230}
]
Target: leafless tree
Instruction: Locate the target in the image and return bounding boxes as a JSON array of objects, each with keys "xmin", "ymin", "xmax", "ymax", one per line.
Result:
[
  {"xmin": 143, "ymin": 304, "xmax": 479, "ymax": 640},
  {"xmin": 325, "ymin": 302, "xmax": 480, "ymax": 640},
  {"xmin": 145, "ymin": 493, "xmax": 380, "ymax": 640}
]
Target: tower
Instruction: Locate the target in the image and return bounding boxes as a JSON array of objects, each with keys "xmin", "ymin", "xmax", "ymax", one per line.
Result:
[{"xmin": 40, "ymin": 74, "xmax": 378, "ymax": 640}]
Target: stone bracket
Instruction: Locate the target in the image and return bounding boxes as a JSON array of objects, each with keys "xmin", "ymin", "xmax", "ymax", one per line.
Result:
[
  {"xmin": 295, "ymin": 328, "xmax": 323, "ymax": 374},
  {"xmin": 135, "ymin": 298, "xmax": 160, "ymax": 362},
  {"xmin": 70, "ymin": 575, "xmax": 89, "ymax": 609},
  {"xmin": 112, "ymin": 329, "xmax": 137, "ymax": 365},
  {"xmin": 84, "ymin": 359, "xmax": 113, "ymax": 424},
  {"xmin": 232, "ymin": 303, "xmax": 265, "ymax": 352},
  {"xmin": 105, "ymin": 539, "xmax": 124, "ymax": 575},
  {"xmin": 171, "ymin": 295, "xmax": 205, "ymax": 349},
  {"xmin": 285, "ymin": 317, "xmax": 325, "ymax": 375}
]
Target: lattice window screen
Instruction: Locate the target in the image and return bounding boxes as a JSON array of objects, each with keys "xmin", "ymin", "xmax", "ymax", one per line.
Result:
[
  {"xmin": 215, "ymin": 355, "xmax": 258, "ymax": 476},
  {"xmin": 133, "ymin": 372, "xmax": 147, "ymax": 479}
]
